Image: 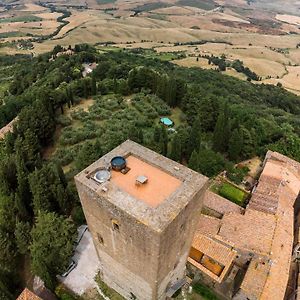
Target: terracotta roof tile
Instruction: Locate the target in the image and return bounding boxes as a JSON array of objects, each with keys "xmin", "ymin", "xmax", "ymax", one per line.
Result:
[
  {"xmin": 190, "ymin": 233, "xmax": 237, "ymax": 283},
  {"xmin": 240, "ymin": 257, "xmax": 270, "ymax": 299},
  {"xmin": 203, "ymin": 190, "xmax": 244, "ymax": 216},
  {"xmin": 191, "ymin": 151, "xmax": 300, "ymax": 299},
  {"xmin": 218, "ymin": 209, "xmax": 276, "ymax": 255},
  {"xmin": 17, "ymin": 288, "xmax": 42, "ymax": 300},
  {"xmin": 197, "ymin": 214, "xmax": 221, "ymax": 237}
]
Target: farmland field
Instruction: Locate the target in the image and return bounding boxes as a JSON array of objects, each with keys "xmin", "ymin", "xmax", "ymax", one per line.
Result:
[{"xmin": 0, "ymin": 0, "xmax": 299, "ymax": 93}]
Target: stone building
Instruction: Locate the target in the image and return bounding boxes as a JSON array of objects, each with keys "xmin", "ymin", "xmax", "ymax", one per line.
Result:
[
  {"xmin": 17, "ymin": 288, "xmax": 42, "ymax": 300},
  {"xmin": 0, "ymin": 117, "xmax": 17, "ymax": 140},
  {"xmin": 188, "ymin": 151, "xmax": 300, "ymax": 300},
  {"xmin": 75, "ymin": 140, "xmax": 208, "ymax": 300}
]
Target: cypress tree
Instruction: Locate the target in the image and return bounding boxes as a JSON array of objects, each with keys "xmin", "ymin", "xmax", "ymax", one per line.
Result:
[
  {"xmin": 14, "ymin": 192, "xmax": 29, "ymax": 221},
  {"xmin": 188, "ymin": 150, "xmax": 199, "ymax": 172},
  {"xmin": 228, "ymin": 128, "xmax": 243, "ymax": 161},
  {"xmin": 240, "ymin": 126, "xmax": 255, "ymax": 159},
  {"xmin": 169, "ymin": 134, "xmax": 182, "ymax": 162},
  {"xmin": 137, "ymin": 129, "xmax": 144, "ymax": 144},
  {"xmin": 0, "ymin": 156, "xmax": 17, "ymax": 196},
  {"xmin": 166, "ymin": 78, "xmax": 177, "ymax": 107},
  {"xmin": 159, "ymin": 126, "xmax": 168, "ymax": 156},
  {"xmin": 153, "ymin": 126, "xmax": 161, "ymax": 143},
  {"xmin": 30, "ymin": 212, "xmax": 76, "ymax": 290},
  {"xmin": 198, "ymin": 149, "xmax": 226, "ymax": 177},
  {"xmin": 213, "ymin": 110, "xmax": 224, "ymax": 152},
  {"xmin": 0, "ymin": 275, "xmax": 14, "ymax": 300},
  {"xmin": 68, "ymin": 87, "xmax": 74, "ymax": 106},
  {"xmin": 224, "ymin": 103, "xmax": 231, "ymax": 144},
  {"xmin": 15, "ymin": 221, "xmax": 31, "ymax": 255},
  {"xmin": 91, "ymin": 75, "xmax": 97, "ymax": 95},
  {"xmin": 174, "ymin": 78, "xmax": 186, "ymax": 107},
  {"xmin": 156, "ymin": 75, "xmax": 168, "ymax": 101},
  {"xmin": 187, "ymin": 117, "xmax": 202, "ymax": 157},
  {"xmin": 29, "ymin": 162, "xmax": 72, "ymax": 215},
  {"xmin": 83, "ymin": 79, "xmax": 88, "ymax": 99},
  {"xmin": 14, "ymin": 130, "xmax": 41, "ymax": 170},
  {"xmin": 213, "ymin": 102, "xmax": 230, "ymax": 153},
  {"xmin": 4, "ymin": 132, "xmax": 16, "ymax": 155},
  {"xmin": 0, "ymin": 195, "xmax": 17, "ymax": 274},
  {"xmin": 15, "ymin": 155, "xmax": 33, "ymax": 219}
]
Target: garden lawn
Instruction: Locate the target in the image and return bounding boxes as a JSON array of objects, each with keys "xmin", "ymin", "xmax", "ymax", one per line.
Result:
[
  {"xmin": 193, "ymin": 283, "xmax": 219, "ymax": 300},
  {"xmin": 218, "ymin": 182, "xmax": 246, "ymax": 205}
]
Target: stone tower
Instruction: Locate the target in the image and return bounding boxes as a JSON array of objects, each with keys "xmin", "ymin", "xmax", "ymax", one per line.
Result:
[{"xmin": 75, "ymin": 140, "xmax": 208, "ymax": 300}]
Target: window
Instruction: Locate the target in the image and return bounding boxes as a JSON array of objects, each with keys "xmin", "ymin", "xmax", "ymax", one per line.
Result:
[
  {"xmin": 112, "ymin": 220, "xmax": 120, "ymax": 231},
  {"xmin": 97, "ymin": 233, "xmax": 104, "ymax": 244},
  {"xmin": 189, "ymin": 247, "xmax": 203, "ymax": 263},
  {"xmin": 201, "ymin": 255, "xmax": 224, "ymax": 277}
]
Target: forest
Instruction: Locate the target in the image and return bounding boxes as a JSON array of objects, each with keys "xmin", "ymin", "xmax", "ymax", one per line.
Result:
[{"xmin": 0, "ymin": 44, "xmax": 300, "ymax": 298}]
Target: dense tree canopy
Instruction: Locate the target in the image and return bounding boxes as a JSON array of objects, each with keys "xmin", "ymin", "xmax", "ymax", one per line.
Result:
[
  {"xmin": 30, "ymin": 212, "xmax": 76, "ymax": 290},
  {"xmin": 0, "ymin": 44, "xmax": 300, "ymax": 296}
]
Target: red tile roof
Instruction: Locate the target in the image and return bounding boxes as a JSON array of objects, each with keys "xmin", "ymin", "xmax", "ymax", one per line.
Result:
[
  {"xmin": 191, "ymin": 151, "xmax": 300, "ymax": 300},
  {"xmin": 17, "ymin": 288, "xmax": 42, "ymax": 300}
]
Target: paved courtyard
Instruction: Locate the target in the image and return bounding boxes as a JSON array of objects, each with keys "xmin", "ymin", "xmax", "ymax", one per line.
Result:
[{"xmin": 60, "ymin": 228, "xmax": 100, "ymax": 295}]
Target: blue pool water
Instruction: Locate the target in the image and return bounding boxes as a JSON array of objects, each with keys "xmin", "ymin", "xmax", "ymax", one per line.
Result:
[{"xmin": 160, "ymin": 117, "xmax": 173, "ymax": 126}]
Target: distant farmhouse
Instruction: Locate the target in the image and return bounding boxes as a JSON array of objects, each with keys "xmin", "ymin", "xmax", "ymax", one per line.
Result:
[
  {"xmin": 82, "ymin": 62, "xmax": 97, "ymax": 78},
  {"xmin": 49, "ymin": 48, "xmax": 74, "ymax": 61},
  {"xmin": 0, "ymin": 117, "xmax": 17, "ymax": 140}
]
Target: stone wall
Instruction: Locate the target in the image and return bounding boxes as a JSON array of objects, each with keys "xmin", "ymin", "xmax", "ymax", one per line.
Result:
[
  {"xmin": 75, "ymin": 141, "xmax": 208, "ymax": 300},
  {"xmin": 76, "ymin": 180, "xmax": 160, "ymax": 299}
]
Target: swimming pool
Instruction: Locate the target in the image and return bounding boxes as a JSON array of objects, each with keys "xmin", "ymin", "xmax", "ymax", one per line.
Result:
[{"xmin": 160, "ymin": 117, "xmax": 173, "ymax": 127}]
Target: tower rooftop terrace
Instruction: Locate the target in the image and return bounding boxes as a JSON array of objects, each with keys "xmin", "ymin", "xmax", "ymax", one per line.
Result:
[
  {"xmin": 111, "ymin": 155, "xmax": 182, "ymax": 208},
  {"xmin": 75, "ymin": 140, "xmax": 208, "ymax": 232}
]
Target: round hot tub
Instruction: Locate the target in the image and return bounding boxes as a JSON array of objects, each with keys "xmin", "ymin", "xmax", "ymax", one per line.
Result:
[
  {"xmin": 111, "ymin": 156, "xmax": 126, "ymax": 171},
  {"xmin": 94, "ymin": 169, "xmax": 111, "ymax": 183}
]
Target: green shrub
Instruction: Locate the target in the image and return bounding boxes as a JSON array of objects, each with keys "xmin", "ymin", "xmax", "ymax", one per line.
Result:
[
  {"xmin": 53, "ymin": 148, "xmax": 74, "ymax": 166},
  {"xmin": 55, "ymin": 284, "xmax": 79, "ymax": 300},
  {"xmin": 95, "ymin": 274, "xmax": 124, "ymax": 300},
  {"xmin": 131, "ymin": 94, "xmax": 158, "ymax": 119},
  {"xmin": 56, "ymin": 115, "xmax": 72, "ymax": 127},
  {"xmin": 148, "ymin": 94, "xmax": 171, "ymax": 115},
  {"xmin": 226, "ymin": 165, "xmax": 249, "ymax": 184},
  {"xmin": 59, "ymin": 123, "xmax": 98, "ymax": 146},
  {"xmin": 71, "ymin": 109, "xmax": 91, "ymax": 121}
]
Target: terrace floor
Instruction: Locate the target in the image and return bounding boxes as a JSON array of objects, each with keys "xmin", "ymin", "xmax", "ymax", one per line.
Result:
[{"xmin": 111, "ymin": 155, "xmax": 182, "ymax": 208}]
